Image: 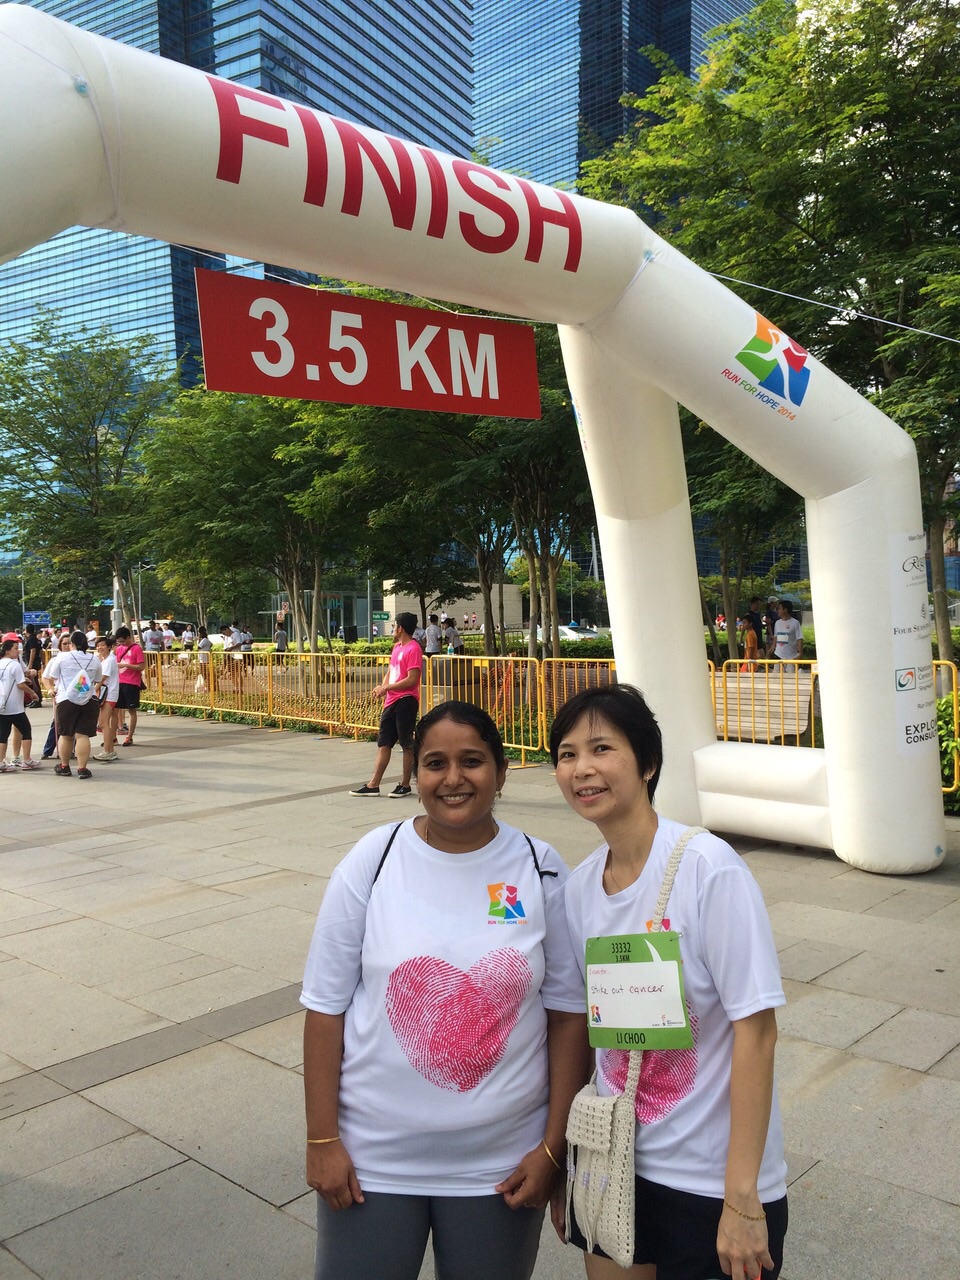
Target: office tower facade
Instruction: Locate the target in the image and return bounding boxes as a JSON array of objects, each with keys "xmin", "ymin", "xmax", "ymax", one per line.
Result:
[
  {"xmin": 474, "ymin": 0, "xmax": 752, "ymax": 188},
  {"xmin": 1, "ymin": 1, "xmax": 473, "ymax": 370}
]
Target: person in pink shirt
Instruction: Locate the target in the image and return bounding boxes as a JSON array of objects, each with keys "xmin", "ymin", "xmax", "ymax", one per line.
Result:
[
  {"xmin": 113, "ymin": 625, "xmax": 146, "ymax": 747},
  {"xmin": 350, "ymin": 612, "xmax": 422, "ymax": 798}
]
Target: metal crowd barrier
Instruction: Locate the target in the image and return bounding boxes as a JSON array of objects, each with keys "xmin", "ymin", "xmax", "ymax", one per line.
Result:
[{"xmin": 135, "ymin": 649, "xmax": 960, "ymax": 789}]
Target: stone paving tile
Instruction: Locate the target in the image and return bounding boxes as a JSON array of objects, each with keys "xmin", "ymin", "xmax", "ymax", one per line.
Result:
[
  {"xmin": 0, "ymin": 1073, "xmax": 69, "ymax": 1121},
  {"xmin": 4, "ymin": 1161, "xmax": 316, "ymax": 1280},
  {"xmin": 0, "ymin": 1245, "xmax": 40, "ymax": 1279},
  {"xmin": 128, "ymin": 965, "xmax": 289, "ymax": 1021},
  {"xmin": 850, "ymin": 1007, "xmax": 960, "ymax": 1072},
  {"xmin": 0, "ymin": 909, "xmax": 78, "ymax": 940},
  {"xmin": 0, "ymin": 918, "xmax": 201, "ymax": 988},
  {"xmin": 227, "ymin": 1012, "xmax": 305, "ymax": 1070},
  {"xmin": 0, "ymin": 1132, "xmax": 186, "ymax": 1239},
  {"xmin": 99, "ymin": 954, "xmax": 231, "ymax": 1001},
  {"xmin": 929, "ymin": 1042, "xmax": 960, "ymax": 1082},
  {"xmin": 0, "ymin": 849, "xmax": 124, "ymax": 891},
  {"xmin": 777, "ymin": 987, "xmax": 901, "ymax": 1049},
  {"xmin": 212, "ymin": 869, "xmax": 328, "ymax": 912},
  {"xmin": 0, "ymin": 1053, "xmax": 29, "ymax": 1086},
  {"xmin": 0, "ymin": 969, "xmax": 168, "ymax": 1070},
  {"xmin": 134, "ymin": 896, "xmax": 265, "ymax": 938},
  {"xmin": 780, "ymin": 1160, "xmax": 960, "ymax": 1280},
  {"xmin": 777, "ymin": 938, "xmax": 864, "ymax": 982},
  {"xmin": 815, "ymin": 948, "xmax": 960, "ymax": 1018},
  {"xmin": 168, "ymin": 905, "xmax": 318, "ymax": 983},
  {"xmin": 83, "ymin": 1042, "xmax": 306, "ymax": 1207},
  {"xmin": 924, "ymin": 896, "xmax": 960, "ymax": 930},
  {"xmin": 0, "ymin": 1095, "xmax": 135, "ymax": 1187},
  {"xmin": 749, "ymin": 866, "xmax": 903, "ymax": 913},
  {"xmin": 41, "ymin": 1025, "xmax": 214, "ymax": 1092},
  {"xmin": 776, "ymin": 1037, "xmax": 960, "ymax": 1203}
]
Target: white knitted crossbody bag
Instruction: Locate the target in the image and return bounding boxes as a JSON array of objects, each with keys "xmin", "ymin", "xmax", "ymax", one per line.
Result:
[{"xmin": 565, "ymin": 825, "xmax": 705, "ymax": 1269}]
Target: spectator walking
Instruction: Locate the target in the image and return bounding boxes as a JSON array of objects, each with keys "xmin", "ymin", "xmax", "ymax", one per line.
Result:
[
  {"xmin": 42, "ymin": 631, "xmax": 103, "ymax": 779},
  {"xmin": 114, "ymin": 625, "xmax": 145, "ymax": 747},
  {"xmin": 444, "ymin": 619, "xmax": 464, "ymax": 655},
  {"xmin": 349, "ymin": 613, "xmax": 422, "ymax": 798},
  {"xmin": 195, "ymin": 626, "xmax": 212, "ymax": 692},
  {"xmin": 161, "ymin": 621, "xmax": 176, "ymax": 651},
  {"xmin": 0, "ymin": 636, "xmax": 40, "ymax": 771},
  {"xmin": 274, "ymin": 621, "xmax": 289, "ymax": 653},
  {"xmin": 142, "ymin": 620, "xmax": 163, "ymax": 652},
  {"xmin": 94, "ymin": 634, "xmax": 121, "ymax": 762},
  {"xmin": 424, "ymin": 614, "xmax": 443, "ymax": 657},
  {"xmin": 181, "ymin": 623, "xmax": 196, "ymax": 651},
  {"xmin": 772, "ymin": 601, "xmax": 803, "ymax": 662},
  {"xmin": 741, "ymin": 614, "xmax": 759, "ymax": 671}
]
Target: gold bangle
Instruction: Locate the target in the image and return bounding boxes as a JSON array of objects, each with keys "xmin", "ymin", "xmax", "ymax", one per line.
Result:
[
  {"xmin": 306, "ymin": 1136, "xmax": 341, "ymax": 1145},
  {"xmin": 541, "ymin": 1140, "xmax": 562, "ymax": 1171},
  {"xmin": 723, "ymin": 1200, "xmax": 765, "ymax": 1222}
]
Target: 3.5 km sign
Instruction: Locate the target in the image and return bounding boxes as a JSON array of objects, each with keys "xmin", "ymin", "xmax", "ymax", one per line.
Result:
[{"xmin": 195, "ymin": 268, "xmax": 541, "ymax": 419}]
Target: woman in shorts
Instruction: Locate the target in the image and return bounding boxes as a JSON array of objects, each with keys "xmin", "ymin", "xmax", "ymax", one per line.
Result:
[
  {"xmin": 0, "ymin": 636, "xmax": 40, "ymax": 771},
  {"xmin": 94, "ymin": 634, "xmax": 121, "ymax": 762},
  {"xmin": 550, "ymin": 684, "xmax": 788, "ymax": 1280}
]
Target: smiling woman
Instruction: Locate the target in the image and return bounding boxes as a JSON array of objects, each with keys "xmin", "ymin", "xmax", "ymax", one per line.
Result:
[{"xmin": 301, "ymin": 701, "xmax": 589, "ymax": 1280}]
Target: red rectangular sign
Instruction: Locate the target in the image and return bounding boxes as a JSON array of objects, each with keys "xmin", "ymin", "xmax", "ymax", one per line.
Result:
[{"xmin": 194, "ymin": 268, "xmax": 541, "ymax": 419}]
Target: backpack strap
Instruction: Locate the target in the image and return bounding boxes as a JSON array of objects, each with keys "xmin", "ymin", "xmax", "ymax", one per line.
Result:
[
  {"xmin": 371, "ymin": 822, "xmax": 404, "ymax": 886},
  {"xmin": 524, "ymin": 832, "xmax": 558, "ymax": 881}
]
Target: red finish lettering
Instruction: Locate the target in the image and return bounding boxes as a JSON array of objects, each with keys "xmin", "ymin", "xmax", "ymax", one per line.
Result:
[
  {"xmin": 452, "ymin": 160, "xmax": 521, "ymax": 256},
  {"xmin": 293, "ymin": 105, "xmax": 329, "ymax": 207},
  {"xmin": 418, "ymin": 146, "xmax": 449, "ymax": 239},
  {"xmin": 208, "ymin": 77, "xmax": 290, "ymax": 184},
  {"xmin": 334, "ymin": 120, "xmax": 417, "ymax": 230},
  {"xmin": 518, "ymin": 179, "xmax": 582, "ymax": 273}
]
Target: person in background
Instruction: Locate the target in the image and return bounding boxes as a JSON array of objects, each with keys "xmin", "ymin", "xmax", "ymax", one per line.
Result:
[
  {"xmin": 94, "ymin": 634, "xmax": 121, "ymax": 762},
  {"xmin": 349, "ymin": 613, "xmax": 422, "ymax": 798},
  {"xmin": 114, "ymin": 625, "xmax": 145, "ymax": 747},
  {"xmin": 0, "ymin": 636, "xmax": 40, "ymax": 771},
  {"xmin": 42, "ymin": 631, "xmax": 103, "ymax": 779},
  {"xmin": 240, "ymin": 623, "xmax": 254, "ymax": 668},
  {"xmin": 142, "ymin": 620, "xmax": 163, "ymax": 652},
  {"xmin": 161, "ymin": 621, "xmax": 176, "ymax": 651},
  {"xmin": 763, "ymin": 597, "xmax": 779, "ymax": 655},
  {"xmin": 22, "ymin": 623, "xmax": 44, "ymax": 691},
  {"xmin": 772, "ymin": 601, "xmax": 803, "ymax": 663},
  {"xmin": 304, "ymin": 701, "xmax": 586, "ymax": 1280},
  {"xmin": 181, "ymin": 623, "xmax": 196, "ymax": 651},
  {"xmin": 744, "ymin": 598, "xmax": 765, "ymax": 657},
  {"xmin": 195, "ymin": 626, "xmax": 212, "ymax": 692},
  {"xmin": 40, "ymin": 633, "xmax": 71, "ymax": 758},
  {"xmin": 424, "ymin": 614, "xmax": 443, "ymax": 657},
  {"xmin": 444, "ymin": 619, "xmax": 463, "ymax": 655},
  {"xmin": 471, "ymin": 611, "xmax": 478, "ymax": 629},
  {"xmin": 549, "ymin": 684, "xmax": 787, "ymax": 1280},
  {"xmin": 274, "ymin": 621, "xmax": 289, "ymax": 654},
  {"xmin": 741, "ymin": 614, "xmax": 759, "ymax": 671}
]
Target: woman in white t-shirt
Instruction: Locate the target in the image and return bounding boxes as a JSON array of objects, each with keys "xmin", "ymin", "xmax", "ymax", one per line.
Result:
[
  {"xmin": 93, "ymin": 635, "xmax": 121, "ymax": 762},
  {"xmin": 0, "ymin": 637, "xmax": 40, "ymax": 771},
  {"xmin": 549, "ymin": 684, "xmax": 788, "ymax": 1280},
  {"xmin": 301, "ymin": 701, "xmax": 586, "ymax": 1280}
]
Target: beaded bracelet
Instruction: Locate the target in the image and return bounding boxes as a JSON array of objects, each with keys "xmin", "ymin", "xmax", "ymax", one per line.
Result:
[{"xmin": 723, "ymin": 1200, "xmax": 765, "ymax": 1221}]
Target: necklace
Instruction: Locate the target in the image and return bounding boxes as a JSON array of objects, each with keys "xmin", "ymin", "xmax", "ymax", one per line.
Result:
[
  {"xmin": 605, "ymin": 851, "xmax": 624, "ymax": 893},
  {"xmin": 420, "ymin": 817, "xmax": 497, "ymax": 851}
]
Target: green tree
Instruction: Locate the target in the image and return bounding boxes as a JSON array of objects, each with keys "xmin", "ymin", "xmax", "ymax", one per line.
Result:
[
  {"xmin": 0, "ymin": 311, "xmax": 179, "ymax": 624},
  {"xmin": 581, "ymin": 0, "xmax": 960, "ymax": 657}
]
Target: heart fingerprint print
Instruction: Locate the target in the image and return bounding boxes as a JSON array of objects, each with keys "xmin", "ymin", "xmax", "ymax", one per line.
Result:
[
  {"xmin": 385, "ymin": 948, "xmax": 532, "ymax": 1091},
  {"xmin": 599, "ymin": 1008, "xmax": 699, "ymax": 1123}
]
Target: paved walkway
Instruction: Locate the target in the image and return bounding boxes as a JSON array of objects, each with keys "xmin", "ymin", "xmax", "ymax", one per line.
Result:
[{"xmin": 1, "ymin": 710, "xmax": 958, "ymax": 1279}]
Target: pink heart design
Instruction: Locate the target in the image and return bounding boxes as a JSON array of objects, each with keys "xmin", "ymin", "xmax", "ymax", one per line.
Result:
[
  {"xmin": 385, "ymin": 948, "xmax": 533, "ymax": 1092},
  {"xmin": 599, "ymin": 1008, "xmax": 699, "ymax": 1123}
]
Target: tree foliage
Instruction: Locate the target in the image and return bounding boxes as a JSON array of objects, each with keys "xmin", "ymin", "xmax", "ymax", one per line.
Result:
[{"xmin": 581, "ymin": 0, "xmax": 960, "ymax": 655}]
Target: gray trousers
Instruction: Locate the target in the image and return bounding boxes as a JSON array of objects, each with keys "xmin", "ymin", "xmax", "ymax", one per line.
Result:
[{"xmin": 315, "ymin": 1191, "xmax": 544, "ymax": 1280}]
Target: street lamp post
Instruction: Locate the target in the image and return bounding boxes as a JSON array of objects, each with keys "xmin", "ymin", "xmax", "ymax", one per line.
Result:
[{"xmin": 135, "ymin": 562, "xmax": 155, "ymax": 634}]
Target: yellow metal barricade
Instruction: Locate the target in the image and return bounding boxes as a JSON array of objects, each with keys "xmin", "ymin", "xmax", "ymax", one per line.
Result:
[
  {"xmin": 933, "ymin": 660, "xmax": 959, "ymax": 794},
  {"xmin": 424, "ymin": 654, "xmax": 542, "ymax": 762},
  {"xmin": 539, "ymin": 658, "xmax": 617, "ymax": 753},
  {"xmin": 341, "ymin": 653, "xmax": 392, "ymax": 737},
  {"xmin": 269, "ymin": 651, "xmax": 344, "ymax": 731},
  {"xmin": 716, "ymin": 658, "xmax": 819, "ymax": 746}
]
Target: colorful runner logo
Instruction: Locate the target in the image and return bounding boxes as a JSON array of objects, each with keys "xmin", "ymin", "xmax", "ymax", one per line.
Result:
[
  {"xmin": 488, "ymin": 882, "xmax": 526, "ymax": 921},
  {"xmin": 736, "ymin": 314, "xmax": 811, "ymax": 407}
]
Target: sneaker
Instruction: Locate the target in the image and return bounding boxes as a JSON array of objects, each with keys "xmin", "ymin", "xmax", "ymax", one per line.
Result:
[
  {"xmin": 94, "ymin": 751, "xmax": 119, "ymax": 762},
  {"xmin": 77, "ymin": 767, "xmax": 92, "ymax": 779},
  {"xmin": 10, "ymin": 756, "xmax": 22, "ymax": 768},
  {"xmin": 121, "ymin": 738, "xmax": 135, "ymax": 747},
  {"xmin": 54, "ymin": 763, "xmax": 72, "ymax": 777},
  {"xmin": 0, "ymin": 762, "xmax": 14, "ymax": 773},
  {"xmin": 118, "ymin": 724, "xmax": 129, "ymax": 734},
  {"xmin": 388, "ymin": 785, "xmax": 413, "ymax": 798},
  {"xmin": 20, "ymin": 760, "xmax": 41, "ymax": 771},
  {"xmin": 349, "ymin": 783, "xmax": 381, "ymax": 797},
  {"xmin": 41, "ymin": 751, "xmax": 55, "ymax": 760}
]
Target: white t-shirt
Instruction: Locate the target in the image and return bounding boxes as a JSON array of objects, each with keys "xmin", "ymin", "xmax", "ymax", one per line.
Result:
[
  {"xmin": 301, "ymin": 819, "xmax": 583, "ymax": 1195},
  {"xmin": 773, "ymin": 616, "xmax": 803, "ymax": 660},
  {"xmin": 143, "ymin": 627, "xmax": 162, "ymax": 651},
  {"xmin": 162, "ymin": 627, "xmax": 176, "ymax": 650},
  {"xmin": 0, "ymin": 657, "xmax": 27, "ymax": 715},
  {"xmin": 44, "ymin": 651, "xmax": 103, "ymax": 706},
  {"xmin": 99, "ymin": 653, "xmax": 120, "ymax": 702},
  {"xmin": 240, "ymin": 630, "xmax": 253, "ymax": 651},
  {"xmin": 198, "ymin": 637, "xmax": 212, "ymax": 663},
  {"xmin": 424, "ymin": 623, "xmax": 442, "ymax": 654},
  {"xmin": 562, "ymin": 816, "xmax": 787, "ymax": 1202}
]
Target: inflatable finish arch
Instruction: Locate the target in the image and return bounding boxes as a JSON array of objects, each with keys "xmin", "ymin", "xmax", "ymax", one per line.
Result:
[{"xmin": 0, "ymin": 5, "xmax": 944, "ymax": 873}]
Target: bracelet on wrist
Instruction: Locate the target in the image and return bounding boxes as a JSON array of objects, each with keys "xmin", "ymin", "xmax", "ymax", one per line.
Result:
[
  {"xmin": 541, "ymin": 1139, "xmax": 562, "ymax": 1171},
  {"xmin": 306, "ymin": 1135, "xmax": 341, "ymax": 1145},
  {"xmin": 723, "ymin": 1199, "xmax": 765, "ymax": 1221}
]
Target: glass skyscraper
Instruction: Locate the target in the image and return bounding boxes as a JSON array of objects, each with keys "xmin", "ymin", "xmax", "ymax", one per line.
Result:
[
  {"xmin": 1, "ymin": 1, "xmax": 472, "ymax": 372},
  {"xmin": 474, "ymin": 0, "xmax": 752, "ymax": 188}
]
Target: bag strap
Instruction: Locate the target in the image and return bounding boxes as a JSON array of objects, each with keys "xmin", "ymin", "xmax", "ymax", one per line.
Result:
[
  {"xmin": 371, "ymin": 822, "xmax": 404, "ymax": 886},
  {"xmin": 622, "ymin": 824, "xmax": 706, "ymax": 1103}
]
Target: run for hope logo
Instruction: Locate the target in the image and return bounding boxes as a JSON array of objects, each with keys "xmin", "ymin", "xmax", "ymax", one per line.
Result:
[{"xmin": 721, "ymin": 313, "xmax": 811, "ymax": 421}]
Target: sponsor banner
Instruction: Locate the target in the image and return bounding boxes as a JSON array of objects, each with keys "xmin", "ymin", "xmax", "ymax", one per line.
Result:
[
  {"xmin": 195, "ymin": 268, "xmax": 541, "ymax": 418},
  {"xmin": 889, "ymin": 531, "xmax": 936, "ymax": 757}
]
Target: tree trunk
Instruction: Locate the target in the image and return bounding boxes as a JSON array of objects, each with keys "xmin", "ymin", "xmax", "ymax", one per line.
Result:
[
  {"xmin": 525, "ymin": 544, "xmax": 539, "ymax": 659},
  {"xmin": 497, "ymin": 572, "xmax": 507, "ymax": 656},
  {"xmin": 929, "ymin": 515, "xmax": 954, "ymax": 663},
  {"xmin": 700, "ymin": 582, "xmax": 721, "ymax": 665},
  {"xmin": 476, "ymin": 548, "xmax": 496, "ymax": 656}
]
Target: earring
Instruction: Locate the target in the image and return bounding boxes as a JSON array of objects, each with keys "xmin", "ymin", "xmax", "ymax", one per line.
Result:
[{"xmin": 496, "ymin": 789, "xmax": 502, "ymax": 799}]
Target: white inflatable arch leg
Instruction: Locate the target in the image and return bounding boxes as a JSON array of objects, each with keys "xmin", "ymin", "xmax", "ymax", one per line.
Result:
[{"xmin": 0, "ymin": 5, "xmax": 944, "ymax": 872}]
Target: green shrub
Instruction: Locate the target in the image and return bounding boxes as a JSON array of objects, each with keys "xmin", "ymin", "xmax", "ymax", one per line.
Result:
[{"xmin": 937, "ymin": 695, "xmax": 960, "ymax": 814}]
